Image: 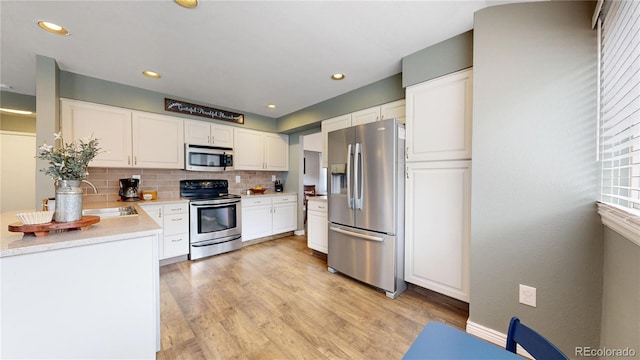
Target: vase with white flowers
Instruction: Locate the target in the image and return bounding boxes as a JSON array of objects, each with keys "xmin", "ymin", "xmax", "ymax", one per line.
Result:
[{"xmin": 37, "ymin": 133, "xmax": 101, "ymax": 222}]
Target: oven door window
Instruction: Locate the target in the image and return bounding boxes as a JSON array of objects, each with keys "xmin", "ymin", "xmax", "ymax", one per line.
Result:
[
  {"xmin": 189, "ymin": 152, "xmax": 224, "ymax": 167},
  {"xmin": 198, "ymin": 204, "xmax": 237, "ymax": 233}
]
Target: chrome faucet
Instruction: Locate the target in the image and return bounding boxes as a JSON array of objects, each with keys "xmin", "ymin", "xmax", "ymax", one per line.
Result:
[{"xmin": 82, "ymin": 180, "xmax": 98, "ymax": 194}]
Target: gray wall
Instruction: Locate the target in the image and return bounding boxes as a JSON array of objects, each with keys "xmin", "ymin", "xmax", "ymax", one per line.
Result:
[
  {"xmin": 35, "ymin": 56, "xmax": 60, "ymax": 208},
  {"xmin": 600, "ymin": 228, "xmax": 640, "ymax": 357},
  {"xmin": 470, "ymin": 1, "xmax": 602, "ymax": 355},
  {"xmin": 402, "ymin": 30, "xmax": 473, "ymax": 88},
  {"xmin": 276, "ymin": 74, "xmax": 404, "ymax": 133},
  {"xmin": 0, "ymin": 91, "xmax": 36, "ymax": 112},
  {"xmin": 59, "ymin": 71, "xmax": 278, "ymax": 132}
]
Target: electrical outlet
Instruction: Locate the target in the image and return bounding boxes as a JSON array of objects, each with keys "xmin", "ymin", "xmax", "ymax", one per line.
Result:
[
  {"xmin": 132, "ymin": 174, "xmax": 141, "ymax": 180},
  {"xmin": 272, "ymin": 175, "xmax": 276, "ymax": 181},
  {"xmin": 519, "ymin": 284, "xmax": 537, "ymax": 307},
  {"xmin": 235, "ymin": 175, "xmax": 241, "ymax": 183}
]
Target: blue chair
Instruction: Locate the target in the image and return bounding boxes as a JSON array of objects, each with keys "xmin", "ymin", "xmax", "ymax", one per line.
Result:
[{"xmin": 506, "ymin": 316, "xmax": 569, "ymax": 360}]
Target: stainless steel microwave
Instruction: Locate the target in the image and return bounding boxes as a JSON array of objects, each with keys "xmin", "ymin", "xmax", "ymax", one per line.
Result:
[{"xmin": 185, "ymin": 144, "xmax": 234, "ymax": 171}]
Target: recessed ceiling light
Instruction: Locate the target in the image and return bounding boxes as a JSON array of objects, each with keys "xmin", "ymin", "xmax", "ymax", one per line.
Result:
[
  {"xmin": 175, "ymin": 0, "xmax": 198, "ymax": 8},
  {"xmin": 0, "ymin": 107, "xmax": 33, "ymax": 115},
  {"xmin": 331, "ymin": 73, "xmax": 346, "ymax": 80},
  {"xmin": 37, "ymin": 21, "xmax": 69, "ymax": 35},
  {"xmin": 266, "ymin": 104, "xmax": 277, "ymax": 109},
  {"xmin": 142, "ymin": 70, "xmax": 161, "ymax": 79}
]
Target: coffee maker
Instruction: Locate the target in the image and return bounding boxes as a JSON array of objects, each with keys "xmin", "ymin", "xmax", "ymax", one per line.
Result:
[{"xmin": 119, "ymin": 178, "xmax": 140, "ymax": 201}]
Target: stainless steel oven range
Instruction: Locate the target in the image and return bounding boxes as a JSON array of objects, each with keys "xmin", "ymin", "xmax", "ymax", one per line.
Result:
[{"xmin": 180, "ymin": 179, "xmax": 242, "ymax": 260}]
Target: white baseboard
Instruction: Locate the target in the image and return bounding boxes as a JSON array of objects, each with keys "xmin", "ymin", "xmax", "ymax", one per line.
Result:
[
  {"xmin": 294, "ymin": 229, "xmax": 305, "ymax": 236},
  {"xmin": 466, "ymin": 320, "xmax": 532, "ymax": 359}
]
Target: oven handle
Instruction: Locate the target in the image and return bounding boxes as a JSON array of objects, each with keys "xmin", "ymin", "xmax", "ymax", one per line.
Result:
[
  {"xmin": 191, "ymin": 235, "xmax": 242, "ymax": 247},
  {"xmin": 190, "ymin": 199, "xmax": 240, "ymax": 207}
]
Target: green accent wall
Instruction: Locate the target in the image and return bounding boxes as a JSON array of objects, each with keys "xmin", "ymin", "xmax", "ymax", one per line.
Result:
[
  {"xmin": 0, "ymin": 91, "xmax": 36, "ymax": 132},
  {"xmin": 59, "ymin": 71, "xmax": 278, "ymax": 132},
  {"xmin": 276, "ymin": 74, "xmax": 404, "ymax": 134},
  {"xmin": 402, "ymin": 30, "xmax": 473, "ymax": 88},
  {"xmin": 0, "ymin": 91, "xmax": 36, "ymax": 112}
]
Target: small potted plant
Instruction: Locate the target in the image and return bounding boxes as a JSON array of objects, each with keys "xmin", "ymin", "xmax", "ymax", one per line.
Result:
[{"xmin": 37, "ymin": 133, "xmax": 100, "ymax": 222}]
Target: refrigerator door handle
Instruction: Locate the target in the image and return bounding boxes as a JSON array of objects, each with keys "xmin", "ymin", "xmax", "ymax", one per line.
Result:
[
  {"xmin": 355, "ymin": 142, "xmax": 363, "ymax": 209},
  {"xmin": 347, "ymin": 143, "xmax": 353, "ymax": 209},
  {"xmin": 329, "ymin": 226, "xmax": 384, "ymax": 242}
]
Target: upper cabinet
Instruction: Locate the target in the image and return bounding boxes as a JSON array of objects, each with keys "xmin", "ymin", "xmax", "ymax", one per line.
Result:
[
  {"xmin": 131, "ymin": 111, "xmax": 184, "ymax": 169},
  {"xmin": 320, "ymin": 99, "xmax": 406, "ymax": 168},
  {"xmin": 351, "ymin": 99, "xmax": 406, "ymax": 126},
  {"xmin": 234, "ymin": 128, "xmax": 289, "ymax": 171},
  {"xmin": 405, "ymin": 69, "xmax": 472, "ymax": 162},
  {"xmin": 184, "ymin": 119, "xmax": 234, "ymax": 148},
  {"xmin": 321, "ymin": 114, "xmax": 352, "ymax": 168},
  {"xmin": 61, "ymin": 99, "xmax": 184, "ymax": 169},
  {"xmin": 381, "ymin": 99, "xmax": 406, "ymax": 124}
]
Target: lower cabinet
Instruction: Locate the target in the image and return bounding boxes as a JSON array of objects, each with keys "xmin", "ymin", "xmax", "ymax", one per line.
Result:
[
  {"xmin": 404, "ymin": 161, "xmax": 471, "ymax": 302},
  {"xmin": 140, "ymin": 202, "xmax": 189, "ymax": 260},
  {"xmin": 242, "ymin": 194, "xmax": 297, "ymax": 241},
  {"xmin": 306, "ymin": 198, "xmax": 328, "ymax": 253}
]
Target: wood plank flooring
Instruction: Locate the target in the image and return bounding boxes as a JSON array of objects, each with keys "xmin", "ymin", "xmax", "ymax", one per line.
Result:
[{"xmin": 156, "ymin": 236, "xmax": 468, "ymax": 360}]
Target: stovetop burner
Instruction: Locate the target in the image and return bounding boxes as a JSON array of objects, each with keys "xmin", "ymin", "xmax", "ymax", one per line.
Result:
[{"xmin": 180, "ymin": 179, "xmax": 238, "ymax": 200}]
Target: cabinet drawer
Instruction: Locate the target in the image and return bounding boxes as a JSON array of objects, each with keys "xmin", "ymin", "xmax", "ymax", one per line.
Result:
[
  {"xmin": 163, "ymin": 233, "xmax": 189, "ymax": 258},
  {"xmin": 164, "ymin": 202, "xmax": 188, "ymax": 215},
  {"xmin": 242, "ymin": 197, "xmax": 272, "ymax": 207},
  {"xmin": 164, "ymin": 214, "xmax": 188, "ymax": 235},
  {"xmin": 272, "ymin": 195, "xmax": 296, "ymax": 204},
  {"xmin": 307, "ymin": 200, "xmax": 327, "ymax": 212}
]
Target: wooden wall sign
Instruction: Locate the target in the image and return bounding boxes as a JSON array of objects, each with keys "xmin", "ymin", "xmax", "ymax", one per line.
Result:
[{"xmin": 164, "ymin": 98, "xmax": 244, "ymax": 124}]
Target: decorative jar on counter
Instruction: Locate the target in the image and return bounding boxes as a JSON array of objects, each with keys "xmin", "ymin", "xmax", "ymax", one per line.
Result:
[{"xmin": 54, "ymin": 179, "xmax": 83, "ymax": 222}]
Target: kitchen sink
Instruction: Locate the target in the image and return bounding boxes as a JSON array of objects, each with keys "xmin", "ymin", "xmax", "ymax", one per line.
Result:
[{"xmin": 82, "ymin": 205, "xmax": 138, "ymax": 218}]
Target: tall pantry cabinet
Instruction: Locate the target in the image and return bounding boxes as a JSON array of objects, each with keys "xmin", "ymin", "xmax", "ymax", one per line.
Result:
[{"xmin": 404, "ymin": 69, "xmax": 472, "ymax": 302}]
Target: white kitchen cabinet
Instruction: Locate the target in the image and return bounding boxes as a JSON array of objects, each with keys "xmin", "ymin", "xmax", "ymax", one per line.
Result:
[
  {"xmin": 61, "ymin": 99, "xmax": 184, "ymax": 169},
  {"xmin": 241, "ymin": 194, "xmax": 297, "ymax": 241},
  {"xmin": 381, "ymin": 99, "xmax": 406, "ymax": 124},
  {"xmin": 184, "ymin": 119, "xmax": 234, "ymax": 148},
  {"xmin": 140, "ymin": 202, "xmax": 189, "ymax": 261},
  {"xmin": 404, "ymin": 161, "xmax": 471, "ymax": 302},
  {"xmin": 321, "ymin": 99, "xmax": 406, "ymax": 167},
  {"xmin": 350, "ymin": 100, "xmax": 406, "ymax": 127},
  {"xmin": 132, "ymin": 111, "xmax": 184, "ymax": 169},
  {"xmin": 233, "ymin": 128, "xmax": 289, "ymax": 171},
  {"xmin": 351, "ymin": 106, "xmax": 381, "ymax": 126},
  {"xmin": 405, "ymin": 69, "xmax": 472, "ymax": 162},
  {"xmin": 61, "ymin": 99, "xmax": 133, "ymax": 168},
  {"xmin": 271, "ymin": 195, "xmax": 297, "ymax": 234},
  {"xmin": 321, "ymin": 114, "xmax": 352, "ymax": 168},
  {"xmin": 306, "ymin": 198, "xmax": 328, "ymax": 253}
]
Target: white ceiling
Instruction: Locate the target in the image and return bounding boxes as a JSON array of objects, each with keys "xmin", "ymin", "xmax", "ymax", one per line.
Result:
[{"xmin": 1, "ymin": 1, "xmax": 523, "ymax": 118}]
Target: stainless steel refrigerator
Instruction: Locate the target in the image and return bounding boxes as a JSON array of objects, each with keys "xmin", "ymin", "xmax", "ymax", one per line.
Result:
[{"xmin": 327, "ymin": 118, "xmax": 406, "ymax": 299}]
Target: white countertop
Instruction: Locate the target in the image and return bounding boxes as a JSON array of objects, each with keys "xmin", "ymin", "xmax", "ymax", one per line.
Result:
[
  {"xmin": 307, "ymin": 195, "xmax": 328, "ymax": 201},
  {"xmin": 1, "ymin": 202, "xmax": 163, "ymax": 258},
  {"xmin": 240, "ymin": 192, "xmax": 297, "ymax": 198}
]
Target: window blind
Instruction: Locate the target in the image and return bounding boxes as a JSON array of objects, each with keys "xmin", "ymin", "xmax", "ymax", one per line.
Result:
[{"xmin": 599, "ymin": 0, "xmax": 640, "ymax": 210}]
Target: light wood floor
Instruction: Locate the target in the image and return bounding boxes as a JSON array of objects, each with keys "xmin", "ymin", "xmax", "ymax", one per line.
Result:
[{"xmin": 156, "ymin": 235, "xmax": 468, "ymax": 360}]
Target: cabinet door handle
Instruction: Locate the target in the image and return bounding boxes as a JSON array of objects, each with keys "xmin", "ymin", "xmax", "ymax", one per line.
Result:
[
  {"xmin": 158, "ymin": 209, "xmax": 162, "ymax": 218},
  {"xmin": 134, "ymin": 156, "xmax": 137, "ymax": 165},
  {"xmin": 171, "ymin": 217, "xmax": 183, "ymax": 221},
  {"xmin": 128, "ymin": 156, "xmax": 131, "ymax": 165}
]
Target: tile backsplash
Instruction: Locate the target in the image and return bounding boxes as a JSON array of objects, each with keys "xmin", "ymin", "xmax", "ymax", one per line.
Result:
[{"xmin": 82, "ymin": 167, "xmax": 285, "ymax": 202}]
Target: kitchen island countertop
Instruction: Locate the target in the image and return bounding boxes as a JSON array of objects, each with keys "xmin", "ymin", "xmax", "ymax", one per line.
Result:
[{"xmin": 1, "ymin": 202, "xmax": 162, "ymax": 258}]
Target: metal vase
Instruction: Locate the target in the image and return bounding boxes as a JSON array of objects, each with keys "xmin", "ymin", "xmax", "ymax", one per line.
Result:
[{"xmin": 54, "ymin": 179, "xmax": 83, "ymax": 222}]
